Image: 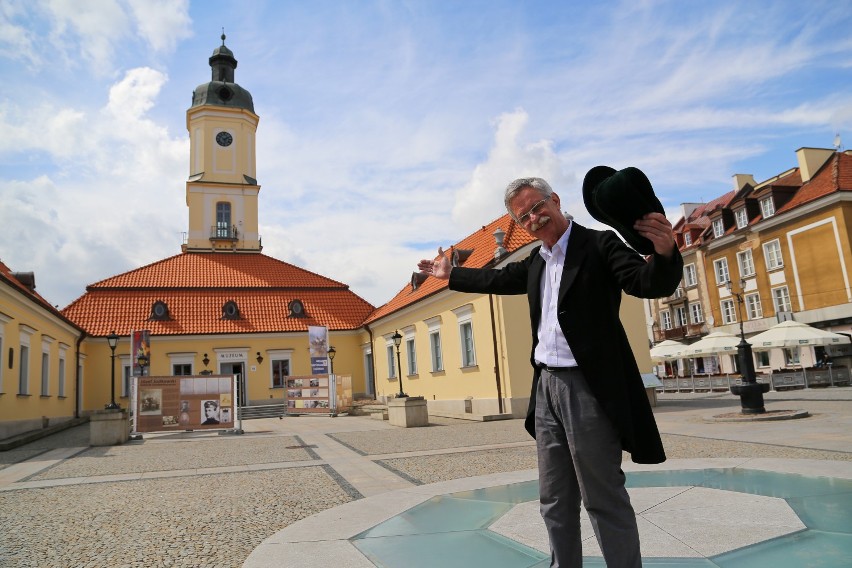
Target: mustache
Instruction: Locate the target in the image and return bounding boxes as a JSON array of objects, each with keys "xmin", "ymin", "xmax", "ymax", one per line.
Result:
[{"xmin": 530, "ymin": 216, "xmax": 551, "ymax": 231}]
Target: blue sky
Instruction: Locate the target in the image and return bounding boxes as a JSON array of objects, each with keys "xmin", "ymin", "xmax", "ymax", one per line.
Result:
[{"xmin": 2, "ymin": 0, "xmax": 851, "ymax": 309}]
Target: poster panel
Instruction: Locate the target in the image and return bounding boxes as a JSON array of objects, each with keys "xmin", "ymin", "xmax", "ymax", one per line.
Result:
[
  {"xmin": 284, "ymin": 375, "xmax": 332, "ymax": 413},
  {"xmin": 135, "ymin": 375, "xmax": 235, "ymax": 433}
]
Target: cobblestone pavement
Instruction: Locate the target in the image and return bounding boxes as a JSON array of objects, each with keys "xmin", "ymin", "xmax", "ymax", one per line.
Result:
[
  {"xmin": 1, "ymin": 467, "xmax": 355, "ymax": 568},
  {"xmin": 1, "ymin": 388, "xmax": 850, "ymax": 568}
]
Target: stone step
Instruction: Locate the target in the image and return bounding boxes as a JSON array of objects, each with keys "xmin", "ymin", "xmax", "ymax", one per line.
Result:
[
  {"xmin": 427, "ymin": 411, "xmax": 515, "ymax": 422},
  {"xmin": 238, "ymin": 404, "xmax": 287, "ymax": 420}
]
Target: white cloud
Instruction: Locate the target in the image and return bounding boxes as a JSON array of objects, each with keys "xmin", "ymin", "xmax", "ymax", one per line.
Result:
[
  {"xmin": 0, "ymin": 0, "xmax": 190, "ymax": 74},
  {"xmin": 0, "ymin": 0, "xmax": 41, "ymax": 66},
  {"xmin": 0, "ymin": 67, "xmax": 187, "ymax": 306},
  {"xmin": 106, "ymin": 66, "xmax": 167, "ymax": 120},
  {"xmin": 126, "ymin": 0, "xmax": 192, "ymax": 53},
  {"xmin": 44, "ymin": 0, "xmax": 131, "ymax": 71},
  {"xmin": 452, "ymin": 108, "xmax": 577, "ymax": 228}
]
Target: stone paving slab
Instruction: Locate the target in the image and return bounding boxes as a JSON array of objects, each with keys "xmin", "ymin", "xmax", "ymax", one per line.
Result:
[
  {"xmin": 246, "ymin": 459, "xmax": 851, "ymax": 568},
  {"xmin": 25, "ymin": 435, "xmax": 313, "ymax": 481},
  {"xmin": 2, "ymin": 389, "xmax": 851, "ymax": 568}
]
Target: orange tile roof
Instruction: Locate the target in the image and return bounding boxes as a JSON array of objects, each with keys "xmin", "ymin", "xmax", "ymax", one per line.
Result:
[
  {"xmin": 62, "ymin": 252, "xmax": 374, "ymax": 336},
  {"xmin": 674, "ymin": 191, "xmax": 735, "ymax": 249},
  {"xmin": 0, "ymin": 260, "xmax": 82, "ymax": 331},
  {"xmin": 777, "ymin": 152, "xmax": 852, "ymax": 214},
  {"xmin": 365, "ymin": 214, "xmax": 537, "ymax": 324},
  {"xmin": 88, "ymin": 252, "xmax": 348, "ymax": 290}
]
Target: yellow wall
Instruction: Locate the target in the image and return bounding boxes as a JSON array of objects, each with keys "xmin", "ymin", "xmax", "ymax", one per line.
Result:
[
  {"xmin": 366, "ymin": 285, "xmax": 655, "ymax": 417},
  {"xmin": 79, "ymin": 331, "xmax": 368, "ymax": 412},
  {"xmin": 0, "ymin": 285, "xmax": 82, "ymax": 439}
]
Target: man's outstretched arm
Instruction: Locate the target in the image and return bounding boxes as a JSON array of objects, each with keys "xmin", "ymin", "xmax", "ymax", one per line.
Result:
[{"xmin": 417, "ymin": 246, "xmax": 452, "ymax": 280}]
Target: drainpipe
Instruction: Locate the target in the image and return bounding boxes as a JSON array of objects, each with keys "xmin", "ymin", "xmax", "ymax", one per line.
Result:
[
  {"xmin": 364, "ymin": 323, "xmax": 377, "ymax": 399},
  {"xmin": 74, "ymin": 331, "xmax": 87, "ymax": 419},
  {"xmin": 488, "ymin": 294, "xmax": 504, "ymax": 414}
]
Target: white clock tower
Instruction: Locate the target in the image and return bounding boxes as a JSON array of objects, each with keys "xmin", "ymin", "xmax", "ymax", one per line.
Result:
[{"xmin": 183, "ymin": 34, "xmax": 261, "ymax": 253}]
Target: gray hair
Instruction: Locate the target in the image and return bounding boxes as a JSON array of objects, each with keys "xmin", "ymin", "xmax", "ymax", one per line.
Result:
[{"xmin": 504, "ymin": 177, "xmax": 553, "ymax": 218}]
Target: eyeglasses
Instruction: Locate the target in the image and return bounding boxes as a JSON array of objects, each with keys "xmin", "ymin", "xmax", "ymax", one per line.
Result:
[{"xmin": 515, "ymin": 196, "xmax": 551, "ymax": 225}]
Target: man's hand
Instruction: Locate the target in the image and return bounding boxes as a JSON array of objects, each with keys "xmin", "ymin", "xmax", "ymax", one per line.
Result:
[
  {"xmin": 417, "ymin": 247, "xmax": 452, "ymax": 280},
  {"xmin": 634, "ymin": 212, "xmax": 676, "ymax": 258}
]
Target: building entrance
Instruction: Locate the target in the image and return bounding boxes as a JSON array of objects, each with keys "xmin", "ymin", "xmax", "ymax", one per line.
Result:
[{"xmin": 221, "ymin": 362, "xmax": 246, "ymax": 406}]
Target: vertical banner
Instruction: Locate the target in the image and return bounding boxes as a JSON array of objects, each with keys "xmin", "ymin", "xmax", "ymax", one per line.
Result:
[
  {"xmin": 132, "ymin": 330, "xmax": 151, "ymax": 376},
  {"xmin": 309, "ymin": 326, "xmax": 329, "ymax": 375}
]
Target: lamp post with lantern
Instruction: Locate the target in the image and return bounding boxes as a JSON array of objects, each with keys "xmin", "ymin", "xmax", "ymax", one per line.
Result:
[
  {"xmin": 727, "ymin": 278, "xmax": 769, "ymax": 413},
  {"xmin": 391, "ymin": 330, "xmax": 407, "ymax": 398},
  {"xmin": 105, "ymin": 331, "xmax": 120, "ymax": 410}
]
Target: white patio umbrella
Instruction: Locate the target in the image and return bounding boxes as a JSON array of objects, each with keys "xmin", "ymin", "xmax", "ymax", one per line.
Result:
[
  {"xmin": 682, "ymin": 331, "xmax": 741, "ymax": 356},
  {"xmin": 681, "ymin": 331, "xmax": 741, "ymax": 389},
  {"xmin": 748, "ymin": 320, "xmax": 851, "ymax": 350},
  {"xmin": 748, "ymin": 321, "xmax": 850, "ymax": 388},
  {"xmin": 649, "ymin": 340, "xmax": 687, "ymax": 361}
]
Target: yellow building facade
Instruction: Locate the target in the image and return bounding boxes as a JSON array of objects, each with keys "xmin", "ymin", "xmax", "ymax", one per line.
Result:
[
  {"xmin": 0, "ymin": 264, "xmax": 84, "ymax": 439},
  {"xmin": 362, "ymin": 217, "xmax": 654, "ymax": 417},
  {"xmin": 651, "ymin": 147, "xmax": 852, "ymax": 377}
]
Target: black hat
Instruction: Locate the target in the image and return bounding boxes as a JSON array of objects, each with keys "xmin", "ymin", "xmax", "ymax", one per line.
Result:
[{"xmin": 582, "ymin": 166, "xmax": 664, "ymax": 255}]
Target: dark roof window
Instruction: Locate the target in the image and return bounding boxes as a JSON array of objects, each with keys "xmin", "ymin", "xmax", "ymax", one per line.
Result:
[
  {"xmin": 288, "ymin": 299, "xmax": 306, "ymax": 318},
  {"xmin": 222, "ymin": 300, "xmax": 241, "ymax": 320},
  {"xmin": 150, "ymin": 301, "xmax": 170, "ymax": 321}
]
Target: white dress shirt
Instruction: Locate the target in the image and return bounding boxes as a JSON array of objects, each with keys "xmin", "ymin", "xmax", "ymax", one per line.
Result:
[{"xmin": 533, "ymin": 222, "xmax": 577, "ymax": 368}]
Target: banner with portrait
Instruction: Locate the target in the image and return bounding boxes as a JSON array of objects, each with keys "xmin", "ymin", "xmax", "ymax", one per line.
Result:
[
  {"xmin": 131, "ymin": 329, "xmax": 151, "ymax": 376},
  {"xmin": 308, "ymin": 325, "xmax": 329, "ymax": 374},
  {"xmin": 134, "ymin": 374, "xmax": 236, "ymax": 433}
]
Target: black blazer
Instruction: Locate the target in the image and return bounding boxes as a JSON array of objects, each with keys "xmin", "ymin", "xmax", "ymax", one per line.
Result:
[{"xmin": 450, "ymin": 223, "xmax": 683, "ymax": 464}]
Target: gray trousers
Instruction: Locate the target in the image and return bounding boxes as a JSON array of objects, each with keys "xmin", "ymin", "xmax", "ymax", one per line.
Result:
[{"xmin": 535, "ymin": 368, "xmax": 641, "ymax": 567}]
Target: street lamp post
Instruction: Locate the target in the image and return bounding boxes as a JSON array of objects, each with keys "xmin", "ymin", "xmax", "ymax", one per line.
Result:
[
  {"xmin": 391, "ymin": 330, "xmax": 407, "ymax": 398},
  {"xmin": 727, "ymin": 279, "xmax": 769, "ymax": 413},
  {"xmin": 328, "ymin": 346, "xmax": 336, "ymax": 375},
  {"xmin": 105, "ymin": 331, "xmax": 120, "ymax": 410}
]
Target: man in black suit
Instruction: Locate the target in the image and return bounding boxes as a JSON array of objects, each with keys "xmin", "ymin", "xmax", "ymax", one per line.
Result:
[{"xmin": 418, "ymin": 174, "xmax": 681, "ymax": 567}]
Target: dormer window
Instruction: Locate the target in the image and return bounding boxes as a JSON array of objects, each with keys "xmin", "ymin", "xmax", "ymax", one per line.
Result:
[
  {"xmin": 735, "ymin": 208, "xmax": 748, "ymax": 229},
  {"xmin": 222, "ymin": 300, "xmax": 240, "ymax": 320},
  {"xmin": 451, "ymin": 249, "xmax": 473, "ymax": 267},
  {"xmin": 760, "ymin": 197, "xmax": 775, "ymax": 219},
  {"xmin": 684, "ymin": 233, "xmax": 692, "ymax": 246},
  {"xmin": 150, "ymin": 301, "xmax": 170, "ymax": 321},
  {"xmin": 712, "ymin": 219, "xmax": 724, "ymax": 238},
  {"xmin": 411, "ymin": 272, "xmax": 427, "ymax": 291},
  {"xmin": 288, "ymin": 299, "xmax": 306, "ymax": 318}
]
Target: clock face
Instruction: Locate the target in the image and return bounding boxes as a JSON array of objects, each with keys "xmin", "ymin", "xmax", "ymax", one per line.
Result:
[{"xmin": 216, "ymin": 131, "xmax": 233, "ymax": 147}]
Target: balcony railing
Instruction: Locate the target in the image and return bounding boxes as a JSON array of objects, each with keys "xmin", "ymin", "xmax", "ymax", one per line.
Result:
[
  {"xmin": 653, "ymin": 323, "xmax": 706, "ymax": 342},
  {"xmin": 661, "ymin": 287, "xmax": 685, "ymax": 304},
  {"xmin": 210, "ymin": 225, "xmax": 238, "ymax": 241}
]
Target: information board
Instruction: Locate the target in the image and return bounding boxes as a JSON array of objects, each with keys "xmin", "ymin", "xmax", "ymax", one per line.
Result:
[
  {"xmin": 134, "ymin": 374, "xmax": 236, "ymax": 433},
  {"xmin": 284, "ymin": 375, "xmax": 332, "ymax": 413}
]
